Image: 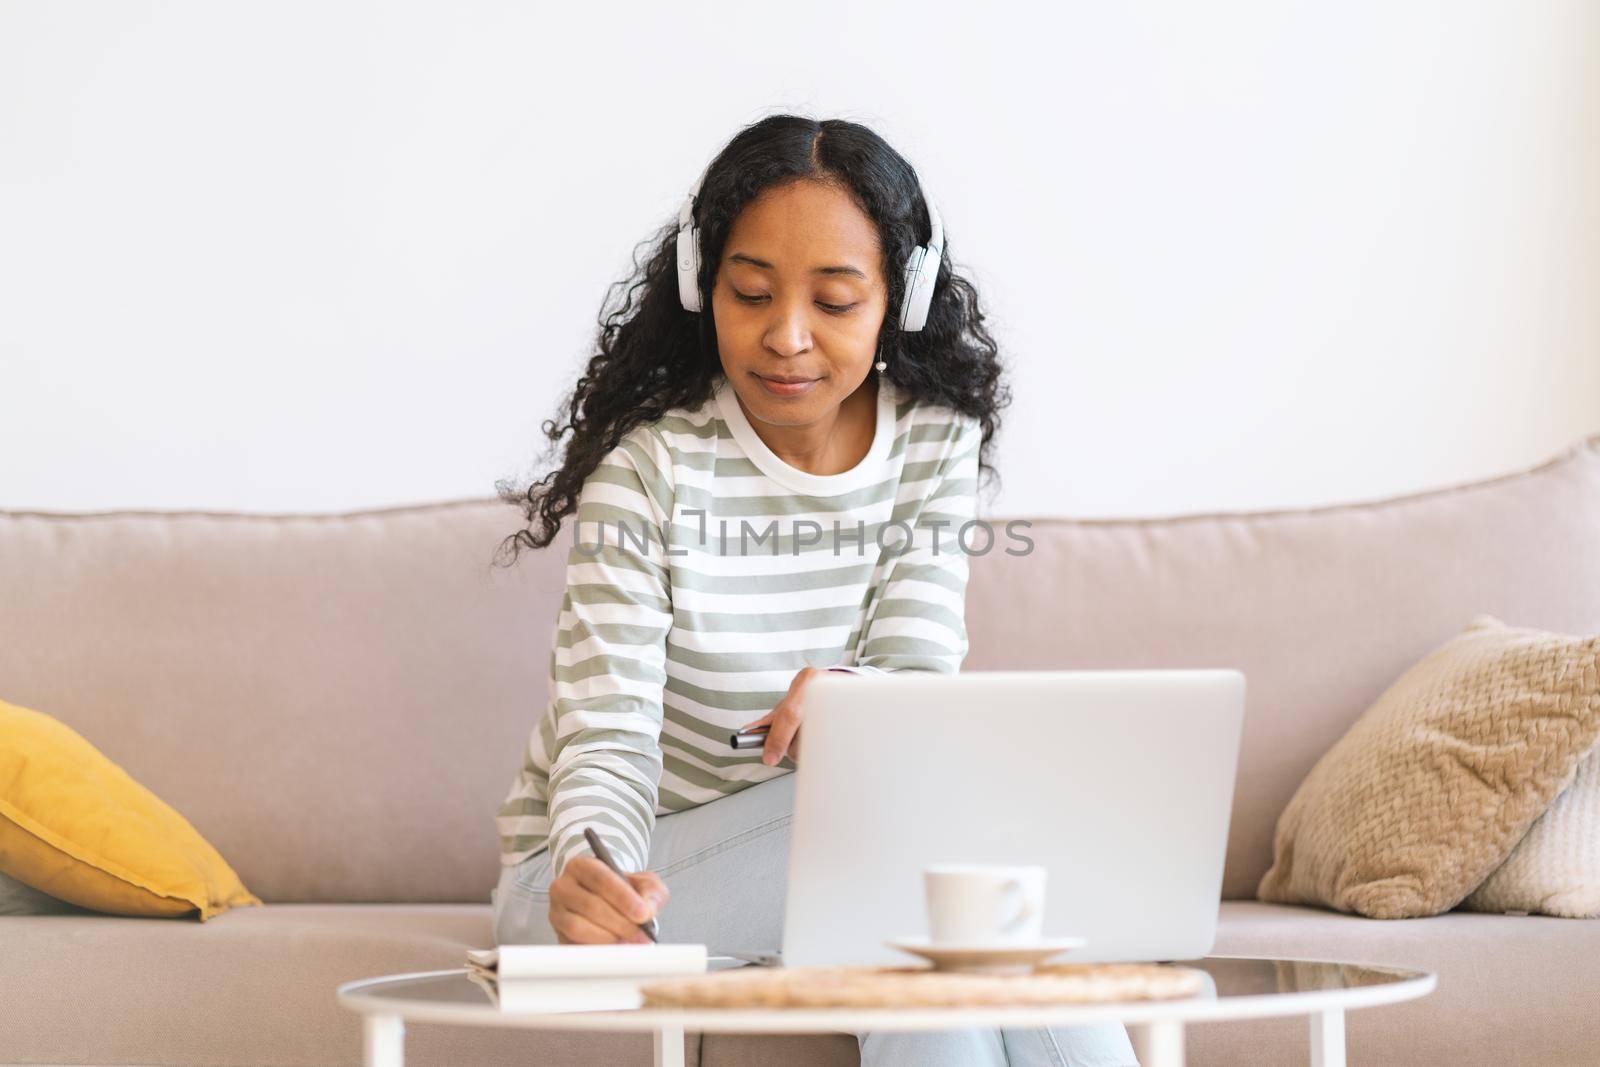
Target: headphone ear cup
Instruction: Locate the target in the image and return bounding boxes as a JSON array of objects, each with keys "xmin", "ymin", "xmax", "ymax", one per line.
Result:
[
  {"xmin": 677, "ymin": 223, "xmax": 702, "ymax": 313},
  {"xmin": 898, "ymin": 246, "xmax": 926, "ymax": 331},
  {"xmin": 899, "ymin": 243, "xmax": 940, "ymax": 332}
]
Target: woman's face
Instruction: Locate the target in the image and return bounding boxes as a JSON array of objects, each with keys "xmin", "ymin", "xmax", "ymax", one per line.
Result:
[{"xmin": 711, "ymin": 179, "xmax": 889, "ymax": 429}]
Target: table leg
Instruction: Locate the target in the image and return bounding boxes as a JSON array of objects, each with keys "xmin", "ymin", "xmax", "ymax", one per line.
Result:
[
  {"xmin": 654, "ymin": 1023, "xmax": 685, "ymax": 1067},
  {"xmin": 363, "ymin": 1013, "xmax": 404, "ymax": 1067},
  {"xmin": 1130, "ymin": 1019, "xmax": 1185, "ymax": 1067},
  {"xmin": 1311, "ymin": 1008, "xmax": 1345, "ymax": 1067}
]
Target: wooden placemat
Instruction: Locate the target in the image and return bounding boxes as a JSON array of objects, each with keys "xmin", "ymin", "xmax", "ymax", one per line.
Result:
[{"xmin": 640, "ymin": 963, "xmax": 1206, "ymax": 1009}]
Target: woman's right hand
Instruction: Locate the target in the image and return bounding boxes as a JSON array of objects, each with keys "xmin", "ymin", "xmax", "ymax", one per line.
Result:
[{"xmin": 547, "ymin": 855, "xmax": 669, "ymax": 944}]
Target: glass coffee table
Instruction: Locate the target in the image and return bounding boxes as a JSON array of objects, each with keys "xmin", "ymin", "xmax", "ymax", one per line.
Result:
[{"xmin": 337, "ymin": 954, "xmax": 1435, "ymax": 1067}]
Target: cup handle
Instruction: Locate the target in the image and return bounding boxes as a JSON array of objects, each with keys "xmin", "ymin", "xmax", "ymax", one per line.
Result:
[{"xmin": 1000, "ymin": 879, "xmax": 1033, "ymax": 935}]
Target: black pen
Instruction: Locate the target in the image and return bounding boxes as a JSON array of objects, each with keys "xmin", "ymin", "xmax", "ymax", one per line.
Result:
[
  {"xmin": 729, "ymin": 725, "xmax": 771, "ymax": 750},
  {"xmin": 582, "ymin": 826, "xmax": 659, "ymax": 943}
]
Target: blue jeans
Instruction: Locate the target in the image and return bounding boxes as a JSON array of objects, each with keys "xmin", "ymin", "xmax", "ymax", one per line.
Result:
[{"xmin": 491, "ymin": 774, "xmax": 1138, "ymax": 1066}]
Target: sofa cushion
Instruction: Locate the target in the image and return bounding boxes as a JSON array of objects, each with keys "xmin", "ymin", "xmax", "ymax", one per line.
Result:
[
  {"xmin": 2, "ymin": 902, "xmax": 1595, "ymax": 1067},
  {"xmin": 964, "ymin": 432, "xmax": 1600, "ymax": 897},
  {"xmin": 0, "ymin": 696, "xmax": 262, "ymax": 921},
  {"xmin": 0, "ymin": 904, "xmax": 694, "ymax": 1067},
  {"xmin": 0, "ymin": 502, "xmax": 563, "ymax": 904},
  {"xmin": 1256, "ymin": 614, "xmax": 1600, "ymax": 918},
  {"xmin": 1465, "ymin": 739, "xmax": 1600, "ymax": 917},
  {"xmin": 1200, "ymin": 902, "xmax": 1600, "ymax": 1067}
]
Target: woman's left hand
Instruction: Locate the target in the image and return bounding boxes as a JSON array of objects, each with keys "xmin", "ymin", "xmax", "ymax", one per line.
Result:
[{"xmin": 740, "ymin": 666, "xmax": 828, "ymax": 767}]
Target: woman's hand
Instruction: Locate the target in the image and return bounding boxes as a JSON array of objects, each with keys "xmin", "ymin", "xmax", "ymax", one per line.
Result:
[
  {"xmin": 740, "ymin": 666, "xmax": 829, "ymax": 767},
  {"xmin": 547, "ymin": 855, "xmax": 669, "ymax": 944}
]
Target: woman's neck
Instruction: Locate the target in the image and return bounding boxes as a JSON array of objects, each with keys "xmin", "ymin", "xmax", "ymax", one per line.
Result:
[{"xmin": 743, "ymin": 375, "xmax": 878, "ymax": 476}]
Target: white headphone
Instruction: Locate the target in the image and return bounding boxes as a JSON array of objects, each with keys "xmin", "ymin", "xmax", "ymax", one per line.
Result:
[{"xmin": 675, "ymin": 161, "xmax": 945, "ymax": 332}]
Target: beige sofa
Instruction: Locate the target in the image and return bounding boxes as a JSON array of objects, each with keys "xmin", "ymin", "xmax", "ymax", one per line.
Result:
[{"xmin": 3, "ymin": 430, "xmax": 1598, "ymax": 1067}]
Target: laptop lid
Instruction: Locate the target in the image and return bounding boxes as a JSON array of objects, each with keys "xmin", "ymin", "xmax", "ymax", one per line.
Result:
[{"xmin": 780, "ymin": 669, "xmax": 1246, "ymax": 966}]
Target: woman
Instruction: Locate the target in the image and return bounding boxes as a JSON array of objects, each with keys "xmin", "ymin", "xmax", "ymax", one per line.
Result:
[{"xmin": 491, "ymin": 114, "xmax": 1136, "ymax": 1067}]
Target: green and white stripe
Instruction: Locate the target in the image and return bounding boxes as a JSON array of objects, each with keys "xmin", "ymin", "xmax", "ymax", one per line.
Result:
[{"xmin": 496, "ymin": 375, "xmax": 981, "ymax": 876}]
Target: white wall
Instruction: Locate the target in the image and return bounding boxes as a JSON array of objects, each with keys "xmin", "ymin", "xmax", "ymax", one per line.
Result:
[{"xmin": 3, "ymin": 0, "xmax": 1597, "ymax": 518}]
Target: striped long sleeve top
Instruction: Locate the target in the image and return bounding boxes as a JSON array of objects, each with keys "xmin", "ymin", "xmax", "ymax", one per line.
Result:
[{"xmin": 495, "ymin": 374, "xmax": 983, "ymax": 876}]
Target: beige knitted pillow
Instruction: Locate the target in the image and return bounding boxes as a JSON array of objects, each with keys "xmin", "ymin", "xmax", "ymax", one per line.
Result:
[
  {"xmin": 1461, "ymin": 744, "xmax": 1600, "ymax": 917},
  {"xmin": 1257, "ymin": 614, "xmax": 1600, "ymax": 919}
]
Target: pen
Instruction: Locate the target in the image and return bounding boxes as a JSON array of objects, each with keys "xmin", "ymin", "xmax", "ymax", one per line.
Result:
[
  {"xmin": 582, "ymin": 826, "xmax": 659, "ymax": 943},
  {"xmin": 729, "ymin": 725, "xmax": 771, "ymax": 750}
]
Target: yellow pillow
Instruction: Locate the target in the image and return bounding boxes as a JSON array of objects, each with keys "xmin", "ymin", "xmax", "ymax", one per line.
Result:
[{"xmin": 0, "ymin": 698, "xmax": 261, "ymax": 920}]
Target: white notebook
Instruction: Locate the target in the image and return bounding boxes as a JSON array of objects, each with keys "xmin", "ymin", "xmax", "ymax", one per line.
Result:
[
  {"xmin": 463, "ymin": 944, "xmax": 708, "ymax": 1014},
  {"xmin": 464, "ymin": 970, "xmax": 652, "ymax": 1013},
  {"xmin": 465, "ymin": 943, "xmax": 707, "ymax": 980}
]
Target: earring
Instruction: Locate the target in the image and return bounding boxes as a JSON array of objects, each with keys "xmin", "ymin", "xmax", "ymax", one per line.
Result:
[{"xmin": 875, "ymin": 359, "xmax": 887, "ymax": 372}]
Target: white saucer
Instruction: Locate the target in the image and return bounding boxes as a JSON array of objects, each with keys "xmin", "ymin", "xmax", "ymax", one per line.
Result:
[{"xmin": 887, "ymin": 936, "xmax": 1088, "ymax": 975}]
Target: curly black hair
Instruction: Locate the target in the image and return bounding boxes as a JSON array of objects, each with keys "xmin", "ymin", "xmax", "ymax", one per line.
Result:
[{"xmin": 493, "ymin": 113, "xmax": 1009, "ymax": 567}]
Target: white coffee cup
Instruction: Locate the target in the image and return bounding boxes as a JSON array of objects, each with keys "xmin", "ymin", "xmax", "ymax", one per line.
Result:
[{"xmin": 924, "ymin": 864, "xmax": 1047, "ymax": 946}]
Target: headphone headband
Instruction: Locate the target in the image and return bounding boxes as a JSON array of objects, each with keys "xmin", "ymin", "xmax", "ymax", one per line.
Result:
[
  {"xmin": 675, "ymin": 160, "xmax": 944, "ymax": 331},
  {"xmin": 676, "ymin": 160, "xmax": 712, "ymax": 313}
]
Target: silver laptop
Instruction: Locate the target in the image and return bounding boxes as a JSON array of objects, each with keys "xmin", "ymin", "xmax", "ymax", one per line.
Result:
[{"xmin": 776, "ymin": 669, "xmax": 1246, "ymax": 967}]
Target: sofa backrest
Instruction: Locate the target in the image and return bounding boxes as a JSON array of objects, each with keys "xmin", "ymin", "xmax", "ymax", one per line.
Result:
[
  {"xmin": 964, "ymin": 431, "xmax": 1600, "ymax": 897},
  {"xmin": 2, "ymin": 432, "xmax": 1597, "ymax": 903}
]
